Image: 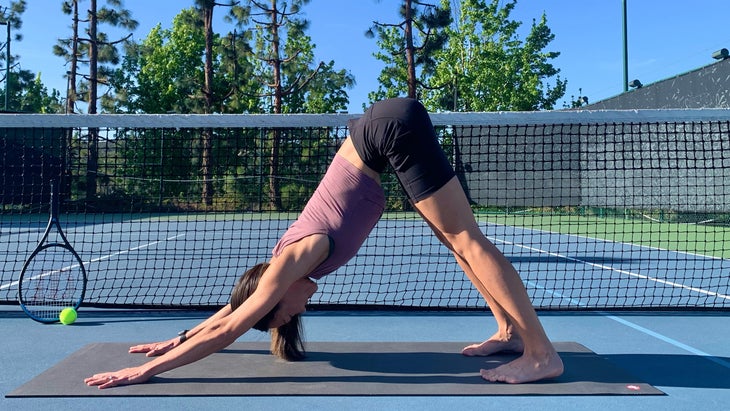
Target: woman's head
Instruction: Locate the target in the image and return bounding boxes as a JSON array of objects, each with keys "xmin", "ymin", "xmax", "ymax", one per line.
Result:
[{"xmin": 230, "ymin": 262, "xmax": 317, "ymax": 361}]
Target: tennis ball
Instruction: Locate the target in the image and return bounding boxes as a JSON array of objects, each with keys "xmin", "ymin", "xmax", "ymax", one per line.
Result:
[{"xmin": 59, "ymin": 307, "xmax": 77, "ymax": 325}]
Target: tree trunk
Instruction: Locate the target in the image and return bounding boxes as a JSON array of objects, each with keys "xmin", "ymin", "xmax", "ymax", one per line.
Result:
[
  {"xmin": 201, "ymin": 2, "xmax": 215, "ymax": 206},
  {"xmin": 65, "ymin": 0, "xmax": 79, "ymax": 114},
  {"xmin": 268, "ymin": 0, "xmax": 282, "ymax": 211},
  {"xmin": 404, "ymin": 0, "xmax": 417, "ymax": 99},
  {"xmin": 86, "ymin": 0, "xmax": 99, "ymax": 204}
]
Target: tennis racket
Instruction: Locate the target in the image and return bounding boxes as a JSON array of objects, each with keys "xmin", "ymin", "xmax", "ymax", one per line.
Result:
[{"xmin": 18, "ymin": 180, "xmax": 87, "ymax": 323}]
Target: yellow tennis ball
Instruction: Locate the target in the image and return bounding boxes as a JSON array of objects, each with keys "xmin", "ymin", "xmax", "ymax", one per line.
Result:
[{"xmin": 59, "ymin": 307, "xmax": 77, "ymax": 325}]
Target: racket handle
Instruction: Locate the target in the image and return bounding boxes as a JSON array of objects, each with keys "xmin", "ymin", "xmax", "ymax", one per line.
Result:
[{"xmin": 50, "ymin": 180, "xmax": 59, "ymax": 218}]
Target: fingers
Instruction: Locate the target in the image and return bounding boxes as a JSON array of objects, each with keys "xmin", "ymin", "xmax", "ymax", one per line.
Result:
[
  {"xmin": 84, "ymin": 373, "xmax": 122, "ymax": 389},
  {"xmin": 85, "ymin": 367, "xmax": 148, "ymax": 389},
  {"xmin": 129, "ymin": 341, "xmax": 174, "ymax": 356},
  {"xmin": 128, "ymin": 343, "xmax": 152, "ymax": 353},
  {"xmin": 148, "ymin": 342, "xmax": 174, "ymax": 356}
]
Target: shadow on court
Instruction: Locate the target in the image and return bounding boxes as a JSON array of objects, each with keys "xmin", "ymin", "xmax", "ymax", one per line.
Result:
[
  {"xmin": 217, "ymin": 348, "xmax": 730, "ymax": 389},
  {"xmin": 605, "ymin": 353, "xmax": 730, "ymax": 389}
]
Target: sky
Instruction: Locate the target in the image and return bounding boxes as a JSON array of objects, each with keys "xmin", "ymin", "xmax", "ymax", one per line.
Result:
[{"xmin": 8, "ymin": 0, "xmax": 730, "ymax": 113}]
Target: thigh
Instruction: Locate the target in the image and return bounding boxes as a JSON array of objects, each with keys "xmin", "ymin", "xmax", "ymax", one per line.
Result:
[{"xmin": 413, "ymin": 176, "xmax": 482, "ymax": 238}]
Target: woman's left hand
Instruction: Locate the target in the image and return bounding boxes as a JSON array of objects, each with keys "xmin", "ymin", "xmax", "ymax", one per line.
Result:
[
  {"xmin": 129, "ymin": 338, "xmax": 178, "ymax": 357},
  {"xmin": 84, "ymin": 366, "xmax": 150, "ymax": 389}
]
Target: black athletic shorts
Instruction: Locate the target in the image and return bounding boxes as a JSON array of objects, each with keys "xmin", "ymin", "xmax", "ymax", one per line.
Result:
[{"xmin": 348, "ymin": 98, "xmax": 456, "ymax": 201}]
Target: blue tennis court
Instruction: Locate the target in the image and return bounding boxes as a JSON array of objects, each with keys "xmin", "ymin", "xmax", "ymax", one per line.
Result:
[
  {"xmin": 2, "ymin": 308, "xmax": 730, "ymax": 410},
  {"xmin": 2, "ymin": 215, "xmax": 730, "ymax": 410},
  {"xmin": 2, "ymin": 111, "xmax": 730, "ymax": 408},
  {"xmin": 3, "ymin": 215, "xmax": 729, "ymax": 309}
]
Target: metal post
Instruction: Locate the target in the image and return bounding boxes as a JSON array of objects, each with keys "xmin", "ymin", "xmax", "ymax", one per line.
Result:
[
  {"xmin": 159, "ymin": 128, "xmax": 164, "ymax": 207},
  {"xmin": 622, "ymin": 0, "xmax": 629, "ymax": 92}
]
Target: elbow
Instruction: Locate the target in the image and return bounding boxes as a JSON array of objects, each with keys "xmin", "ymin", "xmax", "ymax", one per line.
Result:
[
  {"xmin": 218, "ymin": 326, "xmax": 241, "ymax": 346},
  {"xmin": 203, "ymin": 321, "xmax": 241, "ymax": 350}
]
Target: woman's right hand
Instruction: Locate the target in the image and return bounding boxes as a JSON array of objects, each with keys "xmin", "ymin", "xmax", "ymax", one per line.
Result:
[{"xmin": 128, "ymin": 338, "xmax": 179, "ymax": 357}]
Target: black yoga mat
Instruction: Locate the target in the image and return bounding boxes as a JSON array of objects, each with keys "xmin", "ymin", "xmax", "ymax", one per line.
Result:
[{"xmin": 7, "ymin": 341, "xmax": 663, "ymax": 397}]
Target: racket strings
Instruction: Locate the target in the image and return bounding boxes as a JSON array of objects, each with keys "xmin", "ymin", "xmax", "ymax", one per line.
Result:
[{"xmin": 20, "ymin": 245, "xmax": 84, "ymax": 320}]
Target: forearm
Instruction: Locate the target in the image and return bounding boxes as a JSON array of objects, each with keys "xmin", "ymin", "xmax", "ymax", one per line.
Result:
[
  {"xmin": 129, "ymin": 305, "xmax": 234, "ymax": 355},
  {"xmin": 140, "ymin": 297, "xmax": 274, "ymax": 378},
  {"xmin": 182, "ymin": 304, "xmax": 233, "ymax": 340},
  {"xmin": 143, "ymin": 321, "xmax": 238, "ymax": 378}
]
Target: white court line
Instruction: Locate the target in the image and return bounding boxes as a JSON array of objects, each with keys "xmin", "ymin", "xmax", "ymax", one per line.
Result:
[
  {"xmin": 489, "ymin": 236, "xmax": 730, "ymax": 301},
  {"xmin": 0, "ymin": 234, "xmax": 185, "ymax": 291},
  {"xmin": 84, "ymin": 233, "xmax": 186, "ymax": 265},
  {"xmin": 11, "ymin": 264, "xmax": 83, "ymax": 288}
]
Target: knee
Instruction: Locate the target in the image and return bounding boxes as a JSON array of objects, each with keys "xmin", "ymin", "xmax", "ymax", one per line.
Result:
[
  {"xmin": 442, "ymin": 230, "xmax": 489, "ymax": 261},
  {"xmin": 430, "ymin": 227, "xmax": 452, "ymax": 250}
]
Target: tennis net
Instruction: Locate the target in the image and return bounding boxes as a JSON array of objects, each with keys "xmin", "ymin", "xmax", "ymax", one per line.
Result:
[{"xmin": 1, "ymin": 110, "xmax": 729, "ymax": 310}]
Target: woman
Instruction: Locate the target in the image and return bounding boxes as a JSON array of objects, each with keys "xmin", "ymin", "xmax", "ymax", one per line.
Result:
[{"xmin": 85, "ymin": 98, "xmax": 563, "ymax": 387}]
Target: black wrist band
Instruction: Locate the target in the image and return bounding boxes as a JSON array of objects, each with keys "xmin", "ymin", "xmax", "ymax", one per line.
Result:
[{"xmin": 178, "ymin": 329, "xmax": 189, "ymax": 343}]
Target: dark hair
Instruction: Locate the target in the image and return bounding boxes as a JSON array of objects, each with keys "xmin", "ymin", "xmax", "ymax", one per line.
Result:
[{"xmin": 230, "ymin": 263, "xmax": 305, "ymax": 361}]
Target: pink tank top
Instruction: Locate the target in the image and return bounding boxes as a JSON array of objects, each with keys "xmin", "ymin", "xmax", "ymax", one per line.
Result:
[{"xmin": 272, "ymin": 154, "xmax": 385, "ymax": 279}]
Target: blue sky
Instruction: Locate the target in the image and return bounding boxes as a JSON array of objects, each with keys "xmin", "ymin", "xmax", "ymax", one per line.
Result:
[{"xmin": 11, "ymin": 0, "xmax": 730, "ymax": 113}]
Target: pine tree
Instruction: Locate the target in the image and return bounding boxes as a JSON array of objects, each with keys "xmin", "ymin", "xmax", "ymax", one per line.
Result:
[{"xmin": 366, "ymin": 0, "xmax": 450, "ymax": 102}]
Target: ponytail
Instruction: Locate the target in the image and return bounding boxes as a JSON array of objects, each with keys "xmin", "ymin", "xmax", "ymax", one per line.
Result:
[{"xmin": 271, "ymin": 314, "xmax": 305, "ymax": 361}]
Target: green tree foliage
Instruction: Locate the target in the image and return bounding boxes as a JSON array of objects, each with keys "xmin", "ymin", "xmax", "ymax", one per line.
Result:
[
  {"xmin": 111, "ymin": 4, "xmax": 256, "ymax": 206},
  {"xmin": 54, "ymin": 0, "xmax": 138, "ymax": 114},
  {"xmin": 194, "ymin": 0, "xmax": 251, "ymax": 205},
  {"xmin": 14, "ymin": 72, "xmax": 64, "ymax": 113},
  {"xmin": 0, "ymin": 0, "xmax": 26, "ymax": 100},
  {"xmin": 423, "ymin": 0, "xmax": 566, "ymax": 111},
  {"xmin": 249, "ymin": 0, "xmax": 353, "ymax": 114},
  {"xmin": 111, "ymin": 9, "xmax": 217, "ymax": 209},
  {"xmin": 112, "ymin": 6, "xmax": 260, "ymax": 114},
  {"xmin": 193, "ymin": 1, "xmax": 251, "ymax": 112},
  {"xmin": 108, "ymin": 2, "xmax": 354, "ymax": 210},
  {"xmin": 291, "ymin": 59, "xmax": 354, "ymax": 113},
  {"xmin": 113, "ymin": 12, "xmax": 207, "ymax": 114},
  {"xmin": 276, "ymin": 19, "xmax": 354, "ymax": 114}
]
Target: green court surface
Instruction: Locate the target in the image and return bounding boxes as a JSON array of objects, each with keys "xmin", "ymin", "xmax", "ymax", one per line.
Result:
[{"xmin": 480, "ymin": 213, "xmax": 730, "ymax": 259}]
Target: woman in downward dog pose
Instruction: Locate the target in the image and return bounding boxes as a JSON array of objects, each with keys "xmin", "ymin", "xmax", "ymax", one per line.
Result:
[{"xmin": 85, "ymin": 98, "xmax": 563, "ymax": 388}]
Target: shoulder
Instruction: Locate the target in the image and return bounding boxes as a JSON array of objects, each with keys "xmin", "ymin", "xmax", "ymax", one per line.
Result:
[{"xmin": 271, "ymin": 234, "xmax": 330, "ymax": 277}]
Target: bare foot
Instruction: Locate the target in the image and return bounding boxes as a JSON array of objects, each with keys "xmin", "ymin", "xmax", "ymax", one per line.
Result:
[
  {"xmin": 480, "ymin": 349, "xmax": 564, "ymax": 384},
  {"xmin": 462, "ymin": 332, "xmax": 524, "ymax": 356}
]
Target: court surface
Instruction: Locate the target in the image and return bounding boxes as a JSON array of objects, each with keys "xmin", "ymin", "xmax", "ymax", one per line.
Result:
[
  {"xmin": 2, "ymin": 214, "xmax": 729, "ymax": 410},
  {"xmin": 3, "ymin": 215, "xmax": 728, "ymax": 310},
  {"xmin": 2, "ymin": 308, "xmax": 730, "ymax": 410}
]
